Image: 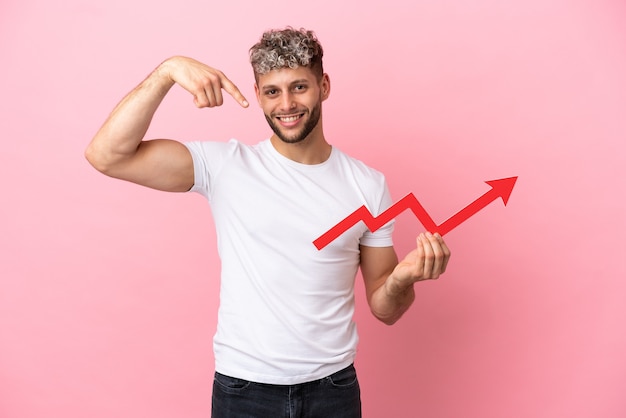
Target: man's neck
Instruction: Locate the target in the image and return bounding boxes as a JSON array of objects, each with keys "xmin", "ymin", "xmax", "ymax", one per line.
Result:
[{"xmin": 269, "ymin": 134, "xmax": 332, "ymax": 165}]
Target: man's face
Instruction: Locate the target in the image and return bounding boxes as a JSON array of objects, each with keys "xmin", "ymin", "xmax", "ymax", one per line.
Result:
[{"xmin": 255, "ymin": 66, "xmax": 329, "ymax": 144}]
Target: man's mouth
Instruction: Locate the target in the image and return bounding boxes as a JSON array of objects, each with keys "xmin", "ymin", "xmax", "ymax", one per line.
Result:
[
  {"xmin": 279, "ymin": 115, "xmax": 301, "ymax": 122},
  {"xmin": 276, "ymin": 113, "xmax": 305, "ymax": 124}
]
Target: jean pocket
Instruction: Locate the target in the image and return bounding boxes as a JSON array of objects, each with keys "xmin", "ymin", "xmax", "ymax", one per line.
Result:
[
  {"xmin": 327, "ymin": 365, "xmax": 358, "ymax": 388},
  {"xmin": 213, "ymin": 372, "xmax": 252, "ymax": 394}
]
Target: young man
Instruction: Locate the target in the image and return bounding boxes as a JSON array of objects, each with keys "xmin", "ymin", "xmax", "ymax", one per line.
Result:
[{"xmin": 86, "ymin": 27, "xmax": 450, "ymax": 418}]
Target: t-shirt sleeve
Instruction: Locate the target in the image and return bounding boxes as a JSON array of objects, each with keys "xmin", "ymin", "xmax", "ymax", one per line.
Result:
[
  {"xmin": 184, "ymin": 140, "xmax": 239, "ymax": 201},
  {"xmin": 359, "ymin": 179, "xmax": 395, "ymax": 248}
]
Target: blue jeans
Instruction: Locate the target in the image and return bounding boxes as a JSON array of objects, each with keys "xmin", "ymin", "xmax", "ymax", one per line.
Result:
[{"xmin": 211, "ymin": 364, "xmax": 362, "ymax": 417}]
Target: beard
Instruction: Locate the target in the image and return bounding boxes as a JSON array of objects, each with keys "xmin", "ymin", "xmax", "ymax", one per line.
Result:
[{"xmin": 265, "ymin": 101, "xmax": 322, "ymax": 144}]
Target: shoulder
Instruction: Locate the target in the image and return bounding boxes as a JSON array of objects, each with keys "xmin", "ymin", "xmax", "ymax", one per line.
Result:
[
  {"xmin": 185, "ymin": 139, "xmax": 269, "ymax": 163},
  {"xmin": 185, "ymin": 138, "xmax": 246, "ymax": 154},
  {"xmin": 332, "ymin": 147, "xmax": 387, "ymax": 185}
]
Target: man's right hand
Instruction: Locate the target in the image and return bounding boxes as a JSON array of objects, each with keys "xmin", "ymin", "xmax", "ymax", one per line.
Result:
[
  {"xmin": 86, "ymin": 56, "xmax": 249, "ymax": 192},
  {"xmin": 158, "ymin": 56, "xmax": 249, "ymax": 109}
]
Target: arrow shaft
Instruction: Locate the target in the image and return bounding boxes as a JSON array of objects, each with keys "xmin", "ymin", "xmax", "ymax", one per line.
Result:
[
  {"xmin": 313, "ymin": 207, "xmax": 369, "ymax": 250},
  {"xmin": 402, "ymin": 194, "xmax": 438, "ymax": 232},
  {"xmin": 314, "ymin": 194, "xmax": 437, "ymax": 250},
  {"xmin": 435, "ymin": 190, "xmax": 499, "ymax": 236},
  {"xmin": 314, "ymin": 177, "xmax": 516, "ymax": 250},
  {"xmin": 364, "ymin": 193, "xmax": 437, "ymax": 231}
]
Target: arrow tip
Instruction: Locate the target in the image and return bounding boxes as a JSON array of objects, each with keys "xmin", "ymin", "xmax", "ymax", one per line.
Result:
[{"xmin": 485, "ymin": 176, "xmax": 518, "ymax": 205}]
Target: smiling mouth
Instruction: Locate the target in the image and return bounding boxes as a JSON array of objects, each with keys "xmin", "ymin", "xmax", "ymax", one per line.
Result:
[{"xmin": 276, "ymin": 113, "xmax": 305, "ymax": 123}]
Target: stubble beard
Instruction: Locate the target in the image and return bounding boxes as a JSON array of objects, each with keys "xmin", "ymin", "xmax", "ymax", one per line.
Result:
[{"xmin": 265, "ymin": 101, "xmax": 322, "ymax": 145}]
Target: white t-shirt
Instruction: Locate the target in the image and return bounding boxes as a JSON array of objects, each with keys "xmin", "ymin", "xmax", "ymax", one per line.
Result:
[{"xmin": 186, "ymin": 139, "xmax": 394, "ymax": 384}]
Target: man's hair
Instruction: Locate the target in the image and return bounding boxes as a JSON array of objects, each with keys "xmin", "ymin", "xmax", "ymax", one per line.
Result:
[{"xmin": 249, "ymin": 27, "xmax": 324, "ymax": 81}]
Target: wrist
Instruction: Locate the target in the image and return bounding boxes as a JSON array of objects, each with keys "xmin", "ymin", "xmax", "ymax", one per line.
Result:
[{"xmin": 153, "ymin": 58, "xmax": 178, "ymax": 88}]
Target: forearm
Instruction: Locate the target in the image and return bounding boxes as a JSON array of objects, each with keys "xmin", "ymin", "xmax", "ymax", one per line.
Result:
[
  {"xmin": 362, "ymin": 233, "xmax": 451, "ymax": 325},
  {"xmin": 86, "ymin": 62, "xmax": 175, "ymax": 172},
  {"xmin": 369, "ymin": 276, "xmax": 416, "ymax": 326}
]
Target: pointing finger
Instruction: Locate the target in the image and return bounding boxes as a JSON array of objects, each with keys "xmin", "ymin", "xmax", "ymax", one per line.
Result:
[{"xmin": 219, "ymin": 73, "xmax": 249, "ymax": 108}]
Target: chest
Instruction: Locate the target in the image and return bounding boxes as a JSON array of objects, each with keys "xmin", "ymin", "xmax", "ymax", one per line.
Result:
[{"xmin": 210, "ymin": 157, "xmax": 370, "ymax": 255}]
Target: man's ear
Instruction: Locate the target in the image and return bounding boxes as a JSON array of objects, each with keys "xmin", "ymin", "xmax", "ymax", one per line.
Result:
[
  {"xmin": 321, "ymin": 73, "xmax": 331, "ymax": 100},
  {"xmin": 254, "ymin": 83, "xmax": 261, "ymax": 106}
]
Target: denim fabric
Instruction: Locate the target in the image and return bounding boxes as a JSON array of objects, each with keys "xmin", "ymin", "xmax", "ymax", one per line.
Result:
[{"xmin": 211, "ymin": 364, "xmax": 362, "ymax": 418}]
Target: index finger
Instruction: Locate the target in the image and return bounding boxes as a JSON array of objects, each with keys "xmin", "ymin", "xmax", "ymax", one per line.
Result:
[{"xmin": 219, "ymin": 74, "xmax": 249, "ymax": 108}]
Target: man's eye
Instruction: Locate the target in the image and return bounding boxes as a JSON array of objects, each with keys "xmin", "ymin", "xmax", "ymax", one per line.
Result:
[
  {"xmin": 265, "ymin": 89, "xmax": 277, "ymax": 96},
  {"xmin": 294, "ymin": 85, "xmax": 306, "ymax": 91}
]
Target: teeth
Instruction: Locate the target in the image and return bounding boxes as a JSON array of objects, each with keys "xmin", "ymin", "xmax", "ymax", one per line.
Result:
[{"xmin": 280, "ymin": 115, "xmax": 300, "ymax": 122}]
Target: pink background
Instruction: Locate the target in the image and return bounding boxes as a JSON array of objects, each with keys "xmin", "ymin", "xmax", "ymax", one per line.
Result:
[{"xmin": 1, "ymin": 0, "xmax": 625, "ymax": 417}]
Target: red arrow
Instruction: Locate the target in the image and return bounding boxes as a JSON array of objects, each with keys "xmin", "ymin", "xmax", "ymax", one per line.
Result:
[{"xmin": 313, "ymin": 176, "xmax": 517, "ymax": 250}]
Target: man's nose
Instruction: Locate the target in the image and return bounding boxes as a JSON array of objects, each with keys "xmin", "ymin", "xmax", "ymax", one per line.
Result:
[{"xmin": 280, "ymin": 92, "xmax": 296, "ymax": 111}]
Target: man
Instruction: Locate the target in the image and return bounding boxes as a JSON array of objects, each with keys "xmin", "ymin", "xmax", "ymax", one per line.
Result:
[{"xmin": 86, "ymin": 27, "xmax": 450, "ymax": 418}]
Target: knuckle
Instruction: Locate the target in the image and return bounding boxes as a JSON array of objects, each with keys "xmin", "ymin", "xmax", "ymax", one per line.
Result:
[{"xmin": 201, "ymin": 73, "xmax": 219, "ymax": 87}]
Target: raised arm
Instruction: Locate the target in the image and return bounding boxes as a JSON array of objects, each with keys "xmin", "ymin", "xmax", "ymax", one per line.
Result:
[
  {"xmin": 360, "ymin": 232, "xmax": 451, "ymax": 325},
  {"xmin": 85, "ymin": 56, "xmax": 249, "ymax": 192}
]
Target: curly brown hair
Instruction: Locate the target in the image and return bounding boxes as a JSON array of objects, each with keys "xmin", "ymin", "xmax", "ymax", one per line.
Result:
[{"xmin": 249, "ymin": 27, "xmax": 324, "ymax": 81}]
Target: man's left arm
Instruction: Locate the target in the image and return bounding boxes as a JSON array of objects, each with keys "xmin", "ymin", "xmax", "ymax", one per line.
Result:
[{"xmin": 360, "ymin": 232, "xmax": 451, "ymax": 325}]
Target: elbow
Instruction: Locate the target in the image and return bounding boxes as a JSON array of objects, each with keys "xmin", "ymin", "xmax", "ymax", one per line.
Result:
[
  {"xmin": 84, "ymin": 144, "xmax": 107, "ymax": 174},
  {"xmin": 84, "ymin": 143, "xmax": 97, "ymax": 167},
  {"xmin": 370, "ymin": 303, "xmax": 411, "ymax": 326},
  {"xmin": 382, "ymin": 315, "xmax": 401, "ymax": 326},
  {"xmin": 370, "ymin": 307, "xmax": 405, "ymax": 326},
  {"xmin": 369, "ymin": 287, "xmax": 415, "ymax": 326},
  {"xmin": 84, "ymin": 140, "xmax": 120, "ymax": 176}
]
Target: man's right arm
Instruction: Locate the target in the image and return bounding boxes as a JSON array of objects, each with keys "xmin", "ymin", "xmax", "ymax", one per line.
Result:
[{"xmin": 85, "ymin": 56, "xmax": 249, "ymax": 192}]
